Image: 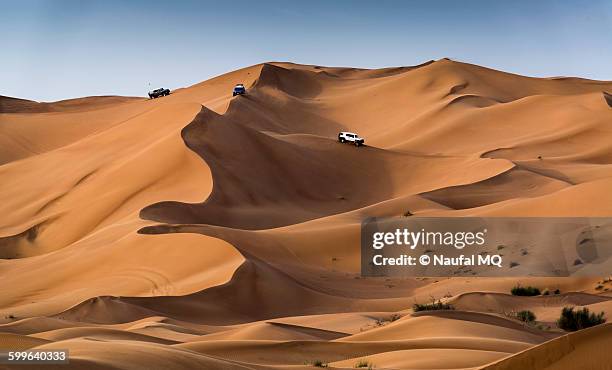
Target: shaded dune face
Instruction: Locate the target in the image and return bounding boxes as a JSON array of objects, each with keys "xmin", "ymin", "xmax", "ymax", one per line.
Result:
[
  {"xmin": 141, "ymin": 61, "xmax": 612, "ymax": 231},
  {"xmin": 604, "ymin": 91, "xmax": 612, "ymax": 107},
  {"xmin": 2, "ymin": 60, "xmax": 612, "ymax": 369},
  {"xmin": 140, "ymin": 105, "xmax": 399, "ymax": 229}
]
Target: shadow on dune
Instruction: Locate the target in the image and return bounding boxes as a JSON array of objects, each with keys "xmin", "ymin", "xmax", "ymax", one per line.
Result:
[
  {"xmin": 604, "ymin": 91, "xmax": 612, "ymax": 108},
  {"xmin": 140, "ymin": 65, "xmax": 401, "ymax": 230},
  {"xmin": 253, "ymin": 63, "xmax": 325, "ymax": 99},
  {"xmin": 54, "ymin": 252, "xmax": 412, "ymax": 325}
]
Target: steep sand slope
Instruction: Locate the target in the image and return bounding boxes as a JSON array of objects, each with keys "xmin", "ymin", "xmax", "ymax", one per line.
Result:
[
  {"xmin": 1, "ymin": 60, "xmax": 612, "ymax": 369},
  {"xmin": 0, "ymin": 64, "xmax": 264, "ymax": 317},
  {"xmin": 481, "ymin": 323, "xmax": 612, "ymax": 370}
]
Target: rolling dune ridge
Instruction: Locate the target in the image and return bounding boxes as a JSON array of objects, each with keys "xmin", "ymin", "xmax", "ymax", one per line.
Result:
[{"xmin": 1, "ymin": 59, "xmax": 611, "ymax": 369}]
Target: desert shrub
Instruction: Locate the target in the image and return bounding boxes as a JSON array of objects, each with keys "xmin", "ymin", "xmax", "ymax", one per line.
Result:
[
  {"xmin": 516, "ymin": 310, "xmax": 536, "ymax": 323},
  {"xmin": 413, "ymin": 300, "xmax": 454, "ymax": 312},
  {"xmin": 557, "ymin": 307, "xmax": 606, "ymax": 331},
  {"xmin": 511, "ymin": 285, "xmax": 540, "ymax": 296},
  {"xmin": 375, "ymin": 313, "xmax": 401, "ymax": 327},
  {"xmin": 355, "ymin": 359, "xmax": 372, "ymax": 368},
  {"xmin": 542, "ymin": 288, "xmax": 550, "ymax": 295},
  {"xmin": 312, "ymin": 359, "xmax": 327, "ymax": 367},
  {"xmin": 553, "ymin": 288, "xmax": 561, "ymax": 295},
  {"xmin": 536, "ymin": 323, "xmax": 551, "ymax": 331}
]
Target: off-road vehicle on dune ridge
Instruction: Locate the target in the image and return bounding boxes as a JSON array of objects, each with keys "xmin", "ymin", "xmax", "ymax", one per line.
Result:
[
  {"xmin": 232, "ymin": 84, "xmax": 246, "ymax": 96},
  {"xmin": 338, "ymin": 131, "xmax": 365, "ymax": 147},
  {"xmin": 148, "ymin": 88, "xmax": 170, "ymax": 99}
]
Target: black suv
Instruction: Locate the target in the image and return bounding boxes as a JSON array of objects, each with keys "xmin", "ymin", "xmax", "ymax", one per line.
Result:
[{"xmin": 148, "ymin": 88, "xmax": 170, "ymax": 99}]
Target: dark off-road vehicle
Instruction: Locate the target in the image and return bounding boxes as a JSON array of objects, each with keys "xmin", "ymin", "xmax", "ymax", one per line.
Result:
[
  {"xmin": 148, "ymin": 88, "xmax": 170, "ymax": 99},
  {"xmin": 232, "ymin": 84, "xmax": 246, "ymax": 96}
]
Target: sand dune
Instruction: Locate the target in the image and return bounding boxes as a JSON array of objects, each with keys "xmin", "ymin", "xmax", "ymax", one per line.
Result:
[
  {"xmin": 0, "ymin": 95, "xmax": 142, "ymax": 114},
  {"xmin": 1, "ymin": 59, "xmax": 612, "ymax": 369},
  {"xmin": 481, "ymin": 323, "xmax": 612, "ymax": 370}
]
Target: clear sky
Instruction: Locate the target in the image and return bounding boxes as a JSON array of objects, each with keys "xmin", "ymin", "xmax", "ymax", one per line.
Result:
[{"xmin": 2, "ymin": 0, "xmax": 612, "ymax": 101}]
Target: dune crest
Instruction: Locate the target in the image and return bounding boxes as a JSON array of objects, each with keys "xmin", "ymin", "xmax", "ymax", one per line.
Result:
[{"xmin": 1, "ymin": 59, "xmax": 612, "ymax": 369}]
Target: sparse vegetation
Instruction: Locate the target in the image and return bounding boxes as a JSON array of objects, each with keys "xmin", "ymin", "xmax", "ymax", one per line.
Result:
[
  {"xmin": 542, "ymin": 288, "xmax": 550, "ymax": 295},
  {"xmin": 355, "ymin": 359, "xmax": 373, "ymax": 368},
  {"xmin": 402, "ymin": 210, "xmax": 413, "ymax": 217},
  {"xmin": 374, "ymin": 313, "xmax": 401, "ymax": 327},
  {"xmin": 311, "ymin": 359, "xmax": 327, "ymax": 367},
  {"xmin": 511, "ymin": 285, "xmax": 541, "ymax": 296},
  {"xmin": 516, "ymin": 310, "xmax": 536, "ymax": 323},
  {"xmin": 553, "ymin": 288, "xmax": 561, "ymax": 295},
  {"xmin": 413, "ymin": 299, "xmax": 454, "ymax": 312},
  {"xmin": 557, "ymin": 307, "xmax": 606, "ymax": 331}
]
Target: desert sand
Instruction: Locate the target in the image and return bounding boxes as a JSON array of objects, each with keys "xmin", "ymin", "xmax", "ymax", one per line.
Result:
[{"xmin": 0, "ymin": 59, "xmax": 611, "ymax": 369}]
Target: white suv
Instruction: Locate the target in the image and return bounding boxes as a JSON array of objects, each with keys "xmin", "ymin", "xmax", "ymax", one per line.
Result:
[{"xmin": 338, "ymin": 131, "xmax": 365, "ymax": 147}]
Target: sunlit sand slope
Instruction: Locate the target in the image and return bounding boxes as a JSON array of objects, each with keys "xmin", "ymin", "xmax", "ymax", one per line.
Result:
[{"xmin": 1, "ymin": 59, "xmax": 612, "ymax": 369}]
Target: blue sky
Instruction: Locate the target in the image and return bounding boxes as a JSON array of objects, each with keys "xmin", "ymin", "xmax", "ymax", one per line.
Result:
[{"xmin": 2, "ymin": 0, "xmax": 612, "ymax": 101}]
